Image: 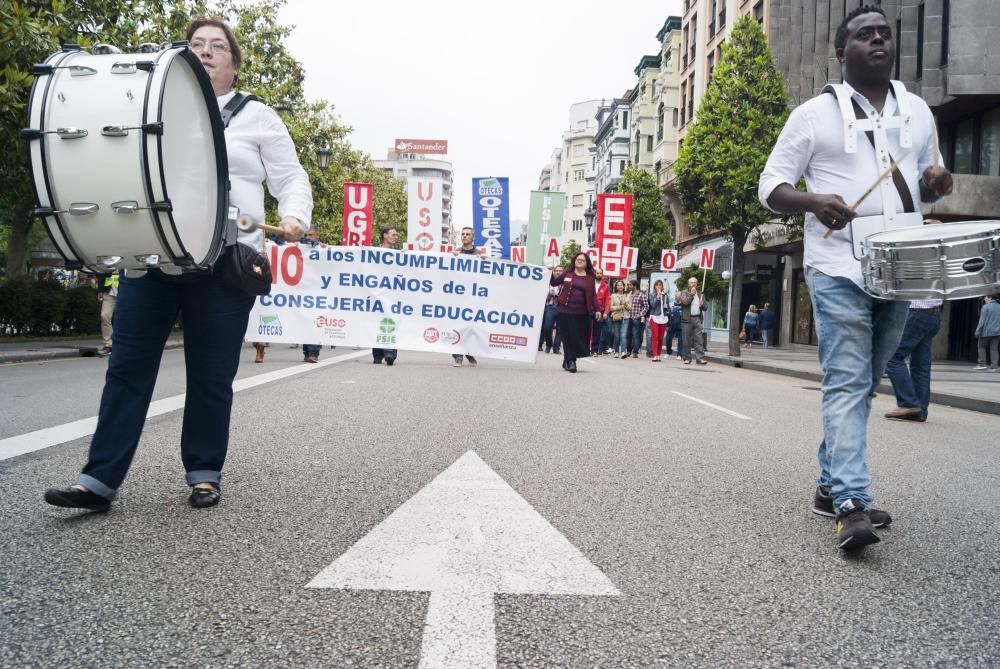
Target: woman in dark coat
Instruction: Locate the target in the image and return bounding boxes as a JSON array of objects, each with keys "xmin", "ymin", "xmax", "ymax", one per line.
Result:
[{"xmin": 550, "ymin": 253, "xmax": 603, "ymax": 373}]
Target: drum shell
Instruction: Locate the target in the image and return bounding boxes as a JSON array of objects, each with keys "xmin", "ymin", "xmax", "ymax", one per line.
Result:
[
  {"xmin": 24, "ymin": 45, "xmax": 227, "ymax": 273},
  {"xmin": 862, "ymin": 221, "xmax": 1000, "ymax": 300}
]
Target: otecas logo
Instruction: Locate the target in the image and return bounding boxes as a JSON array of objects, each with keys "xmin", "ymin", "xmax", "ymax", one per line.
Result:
[
  {"xmin": 424, "ymin": 327, "xmax": 440, "ymax": 343},
  {"xmin": 315, "ymin": 316, "xmax": 347, "ymax": 328},
  {"xmin": 489, "ymin": 334, "xmax": 527, "ymax": 347}
]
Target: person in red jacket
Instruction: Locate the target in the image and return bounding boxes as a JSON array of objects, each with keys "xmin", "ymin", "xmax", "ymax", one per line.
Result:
[{"xmin": 591, "ymin": 267, "xmax": 611, "ymax": 355}]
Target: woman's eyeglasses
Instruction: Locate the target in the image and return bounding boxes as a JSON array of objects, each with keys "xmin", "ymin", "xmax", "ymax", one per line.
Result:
[{"xmin": 191, "ymin": 39, "xmax": 230, "ymax": 54}]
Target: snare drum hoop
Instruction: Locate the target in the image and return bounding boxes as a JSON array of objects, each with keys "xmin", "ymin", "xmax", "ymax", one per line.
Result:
[
  {"xmin": 142, "ymin": 43, "xmax": 228, "ymax": 269},
  {"xmin": 26, "ymin": 46, "xmax": 87, "ymax": 269},
  {"xmin": 865, "ymin": 221, "xmax": 1000, "ymax": 250}
]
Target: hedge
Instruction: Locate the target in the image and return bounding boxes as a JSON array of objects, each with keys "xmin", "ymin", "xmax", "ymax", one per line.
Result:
[{"xmin": 0, "ymin": 278, "xmax": 100, "ymax": 336}]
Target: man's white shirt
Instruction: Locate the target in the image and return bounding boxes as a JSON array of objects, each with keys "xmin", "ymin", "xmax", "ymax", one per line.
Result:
[{"xmin": 758, "ymin": 81, "xmax": 937, "ymax": 287}]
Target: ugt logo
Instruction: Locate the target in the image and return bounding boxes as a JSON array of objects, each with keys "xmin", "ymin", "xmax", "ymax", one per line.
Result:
[{"xmin": 376, "ymin": 317, "xmax": 397, "ymax": 345}]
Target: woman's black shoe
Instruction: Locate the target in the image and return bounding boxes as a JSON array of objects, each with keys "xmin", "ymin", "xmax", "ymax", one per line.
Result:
[
  {"xmin": 189, "ymin": 484, "xmax": 221, "ymax": 509},
  {"xmin": 44, "ymin": 487, "xmax": 111, "ymax": 512},
  {"xmin": 567, "ymin": 360, "xmax": 577, "ymax": 373}
]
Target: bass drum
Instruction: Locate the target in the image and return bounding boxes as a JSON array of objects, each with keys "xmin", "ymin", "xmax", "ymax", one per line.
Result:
[{"xmin": 23, "ymin": 42, "xmax": 228, "ymax": 273}]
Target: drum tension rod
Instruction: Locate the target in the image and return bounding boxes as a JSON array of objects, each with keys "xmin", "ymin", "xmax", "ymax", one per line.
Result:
[
  {"xmin": 20, "ymin": 128, "xmax": 88, "ymax": 140},
  {"xmin": 31, "ymin": 63, "xmax": 97, "ymax": 77},
  {"xmin": 100, "ymin": 122, "xmax": 163, "ymax": 137}
]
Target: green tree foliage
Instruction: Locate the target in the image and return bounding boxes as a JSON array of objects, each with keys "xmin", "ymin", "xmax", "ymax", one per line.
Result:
[
  {"xmin": 558, "ymin": 240, "xmax": 582, "ymax": 268},
  {"xmin": 1, "ymin": 0, "xmax": 403, "ymax": 275},
  {"xmin": 674, "ymin": 16, "xmax": 791, "ymax": 356},
  {"xmin": 673, "ymin": 265, "xmax": 727, "ymax": 302},
  {"xmin": 616, "ymin": 165, "xmax": 672, "ymax": 281}
]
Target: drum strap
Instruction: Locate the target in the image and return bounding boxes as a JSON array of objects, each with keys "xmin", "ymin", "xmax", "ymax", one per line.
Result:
[
  {"xmin": 221, "ymin": 92, "xmax": 259, "ymax": 128},
  {"xmin": 849, "ymin": 98, "xmax": 916, "ymax": 214}
]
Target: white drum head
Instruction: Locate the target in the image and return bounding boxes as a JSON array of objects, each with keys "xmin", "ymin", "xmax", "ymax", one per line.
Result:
[
  {"xmin": 158, "ymin": 54, "xmax": 222, "ymax": 265},
  {"xmin": 869, "ymin": 221, "xmax": 1000, "ymax": 245}
]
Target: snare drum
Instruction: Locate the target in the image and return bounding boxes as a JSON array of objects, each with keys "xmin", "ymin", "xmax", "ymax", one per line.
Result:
[
  {"xmin": 23, "ymin": 43, "xmax": 228, "ymax": 273},
  {"xmin": 862, "ymin": 221, "xmax": 1000, "ymax": 300}
]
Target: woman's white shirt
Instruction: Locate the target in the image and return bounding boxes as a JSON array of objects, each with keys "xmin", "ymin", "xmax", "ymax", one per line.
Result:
[{"xmin": 219, "ymin": 92, "xmax": 313, "ymax": 251}]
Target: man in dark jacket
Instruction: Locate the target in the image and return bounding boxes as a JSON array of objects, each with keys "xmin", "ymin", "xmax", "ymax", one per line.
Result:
[{"xmin": 758, "ymin": 302, "xmax": 776, "ymax": 348}]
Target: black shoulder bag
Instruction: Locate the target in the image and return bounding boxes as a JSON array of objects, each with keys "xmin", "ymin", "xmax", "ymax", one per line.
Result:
[{"xmin": 220, "ymin": 93, "xmax": 274, "ymax": 297}]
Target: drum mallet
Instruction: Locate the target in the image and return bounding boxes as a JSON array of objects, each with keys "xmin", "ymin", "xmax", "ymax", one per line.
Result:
[
  {"xmin": 237, "ymin": 215, "xmax": 293, "ymax": 238},
  {"xmin": 824, "ymin": 149, "xmax": 910, "ymax": 239}
]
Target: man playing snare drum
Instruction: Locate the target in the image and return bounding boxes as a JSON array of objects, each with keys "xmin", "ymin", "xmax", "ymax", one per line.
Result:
[{"xmin": 758, "ymin": 6, "xmax": 952, "ymax": 551}]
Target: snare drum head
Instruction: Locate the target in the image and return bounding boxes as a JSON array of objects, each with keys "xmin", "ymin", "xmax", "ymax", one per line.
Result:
[
  {"xmin": 158, "ymin": 53, "xmax": 224, "ymax": 265},
  {"xmin": 868, "ymin": 221, "xmax": 1000, "ymax": 245}
]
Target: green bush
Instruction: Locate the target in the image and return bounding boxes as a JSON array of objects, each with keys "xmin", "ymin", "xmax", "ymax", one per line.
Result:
[
  {"xmin": 0, "ymin": 277, "xmax": 33, "ymax": 335},
  {"xmin": 29, "ymin": 280, "xmax": 66, "ymax": 335},
  {"xmin": 63, "ymin": 285, "xmax": 100, "ymax": 334}
]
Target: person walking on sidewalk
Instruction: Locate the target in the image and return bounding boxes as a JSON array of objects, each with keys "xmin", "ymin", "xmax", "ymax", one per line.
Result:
[
  {"xmin": 373, "ymin": 227, "xmax": 400, "ymax": 366},
  {"xmin": 974, "ymin": 294, "xmax": 1000, "ymax": 371},
  {"xmin": 452, "ymin": 227, "xmax": 486, "ymax": 367},
  {"xmin": 759, "ymin": 6, "xmax": 952, "ymax": 550},
  {"xmin": 885, "ymin": 300, "xmax": 942, "ymax": 422},
  {"xmin": 550, "ymin": 252, "xmax": 601, "ymax": 373},
  {"xmin": 742, "ymin": 305, "xmax": 760, "ymax": 351},
  {"xmin": 648, "ymin": 280, "xmax": 670, "ymax": 362},
  {"xmin": 96, "ymin": 271, "xmax": 119, "ymax": 357},
  {"xmin": 676, "ymin": 276, "xmax": 707, "ymax": 365},
  {"xmin": 624, "ymin": 280, "xmax": 648, "ymax": 359},
  {"xmin": 758, "ymin": 302, "xmax": 776, "ymax": 348}
]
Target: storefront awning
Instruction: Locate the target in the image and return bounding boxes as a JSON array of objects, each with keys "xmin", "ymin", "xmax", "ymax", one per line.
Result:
[{"xmin": 676, "ymin": 236, "xmax": 731, "ymax": 271}]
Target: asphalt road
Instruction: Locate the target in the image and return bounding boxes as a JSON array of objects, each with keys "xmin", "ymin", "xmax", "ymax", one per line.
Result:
[{"xmin": 1, "ymin": 349, "xmax": 998, "ymax": 668}]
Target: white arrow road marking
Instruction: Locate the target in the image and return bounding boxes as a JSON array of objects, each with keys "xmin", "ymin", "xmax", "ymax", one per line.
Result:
[
  {"xmin": 0, "ymin": 350, "xmax": 370, "ymax": 461},
  {"xmin": 672, "ymin": 391, "xmax": 752, "ymax": 420},
  {"xmin": 306, "ymin": 450, "xmax": 620, "ymax": 669}
]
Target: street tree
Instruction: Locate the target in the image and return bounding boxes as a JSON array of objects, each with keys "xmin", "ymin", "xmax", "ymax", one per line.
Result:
[
  {"xmin": 616, "ymin": 164, "xmax": 672, "ymax": 282},
  {"xmin": 558, "ymin": 240, "xmax": 582, "ymax": 268},
  {"xmin": 673, "ymin": 15, "xmax": 791, "ymax": 356}
]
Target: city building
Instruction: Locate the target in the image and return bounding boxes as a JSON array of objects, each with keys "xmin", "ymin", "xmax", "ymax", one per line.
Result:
[
  {"xmin": 655, "ymin": 17, "xmax": 685, "ymax": 225},
  {"xmin": 628, "ymin": 55, "xmax": 663, "ymax": 176},
  {"xmin": 375, "ymin": 147, "xmax": 454, "ymax": 243},
  {"xmin": 592, "ymin": 97, "xmax": 632, "ymax": 198},
  {"xmin": 553, "ymin": 100, "xmax": 604, "ymax": 245}
]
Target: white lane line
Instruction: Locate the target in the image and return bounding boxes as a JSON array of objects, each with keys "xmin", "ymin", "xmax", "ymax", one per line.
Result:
[
  {"xmin": 672, "ymin": 391, "xmax": 752, "ymax": 420},
  {"xmin": 0, "ymin": 350, "xmax": 370, "ymax": 461}
]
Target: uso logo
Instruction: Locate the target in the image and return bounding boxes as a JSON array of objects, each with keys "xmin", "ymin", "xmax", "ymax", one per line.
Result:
[
  {"xmin": 315, "ymin": 316, "xmax": 347, "ymax": 328},
  {"xmin": 424, "ymin": 327, "xmax": 440, "ymax": 343},
  {"xmin": 489, "ymin": 334, "xmax": 527, "ymax": 347}
]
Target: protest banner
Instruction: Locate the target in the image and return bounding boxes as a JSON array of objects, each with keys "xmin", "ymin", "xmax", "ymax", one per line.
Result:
[
  {"xmin": 342, "ymin": 183, "xmax": 373, "ymax": 246},
  {"xmin": 526, "ymin": 191, "xmax": 565, "ymax": 265},
  {"xmin": 407, "ymin": 176, "xmax": 442, "ymax": 252},
  {"xmin": 247, "ymin": 242, "xmax": 549, "ymax": 362},
  {"xmin": 472, "ymin": 177, "xmax": 511, "ymax": 259},
  {"xmin": 595, "ymin": 194, "xmax": 633, "ymax": 279}
]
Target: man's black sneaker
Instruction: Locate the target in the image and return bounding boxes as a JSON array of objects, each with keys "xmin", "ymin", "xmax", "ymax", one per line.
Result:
[
  {"xmin": 812, "ymin": 487, "xmax": 892, "ymax": 528},
  {"xmin": 835, "ymin": 500, "xmax": 881, "ymax": 550},
  {"xmin": 44, "ymin": 487, "xmax": 111, "ymax": 512}
]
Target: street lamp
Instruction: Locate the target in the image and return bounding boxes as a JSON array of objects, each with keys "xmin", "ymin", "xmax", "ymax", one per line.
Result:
[
  {"xmin": 584, "ymin": 205, "xmax": 596, "ymax": 246},
  {"xmin": 314, "ymin": 136, "xmax": 332, "ymax": 170}
]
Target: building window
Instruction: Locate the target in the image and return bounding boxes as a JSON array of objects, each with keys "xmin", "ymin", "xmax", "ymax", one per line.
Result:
[
  {"xmin": 619, "ymin": 160, "xmax": 626, "ymax": 175},
  {"xmin": 647, "ymin": 135, "xmax": 654, "ymax": 152},
  {"xmin": 916, "ymin": 3, "xmax": 925, "ymax": 79},
  {"xmin": 941, "ymin": 0, "xmax": 950, "ymax": 65},
  {"xmin": 708, "ymin": 53, "xmax": 715, "ymax": 78},
  {"xmin": 719, "ymin": 6, "xmax": 726, "ymax": 28},
  {"xmin": 689, "ymin": 14, "xmax": 697, "ymax": 64},
  {"xmin": 709, "ymin": 0, "xmax": 716, "ymax": 37},
  {"xmin": 952, "ymin": 118, "xmax": 975, "ymax": 174},
  {"xmin": 574, "ymin": 169, "xmax": 585, "ymax": 182},
  {"xmin": 621, "ymin": 111, "xmax": 629, "ymax": 130},
  {"xmin": 572, "ymin": 194, "xmax": 583, "ymax": 206},
  {"xmin": 981, "ymin": 108, "xmax": 1000, "ymax": 176},
  {"xmin": 657, "ymin": 103, "xmax": 665, "ymax": 140},
  {"xmin": 572, "ymin": 219, "xmax": 583, "ymax": 231},
  {"xmin": 573, "ymin": 144, "xmax": 584, "ymax": 156},
  {"xmin": 673, "ymin": 108, "xmax": 679, "ymax": 127},
  {"xmin": 753, "ymin": 1, "xmax": 763, "ymax": 23}
]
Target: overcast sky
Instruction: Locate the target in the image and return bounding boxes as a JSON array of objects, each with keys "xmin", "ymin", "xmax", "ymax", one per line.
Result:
[{"xmin": 277, "ymin": 0, "xmax": 683, "ymax": 232}]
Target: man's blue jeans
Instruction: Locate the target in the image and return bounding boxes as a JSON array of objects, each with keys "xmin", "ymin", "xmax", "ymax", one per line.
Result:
[
  {"xmin": 628, "ymin": 318, "xmax": 644, "ymax": 354},
  {"xmin": 886, "ymin": 309, "xmax": 940, "ymax": 418},
  {"xmin": 806, "ymin": 268, "xmax": 909, "ymax": 511}
]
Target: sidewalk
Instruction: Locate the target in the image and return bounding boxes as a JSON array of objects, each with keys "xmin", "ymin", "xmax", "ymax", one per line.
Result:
[
  {"xmin": 0, "ymin": 336, "xmax": 184, "ymax": 364},
  {"xmin": 704, "ymin": 341, "xmax": 1000, "ymax": 416}
]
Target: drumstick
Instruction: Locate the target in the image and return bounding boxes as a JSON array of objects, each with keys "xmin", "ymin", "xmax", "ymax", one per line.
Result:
[
  {"xmin": 823, "ymin": 149, "xmax": 911, "ymax": 239},
  {"xmin": 238, "ymin": 215, "xmax": 291, "ymax": 238}
]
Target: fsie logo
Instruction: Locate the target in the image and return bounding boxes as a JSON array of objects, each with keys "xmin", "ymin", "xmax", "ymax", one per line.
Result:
[
  {"xmin": 377, "ymin": 317, "xmax": 397, "ymax": 345},
  {"xmin": 478, "ymin": 178, "xmax": 504, "ymax": 196},
  {"xmin": 258, "ymin": 315, "xmax": 282, "ymax": 336}
]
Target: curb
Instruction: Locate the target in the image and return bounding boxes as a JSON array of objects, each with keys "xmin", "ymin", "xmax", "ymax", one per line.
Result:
[
  {"xmin": 704, "ymin": 353, "xmax": 1000, "ymax": 417},
  {"xmin": 0, "ymin": 340, "xmax": 184, "ymax": 365}
]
